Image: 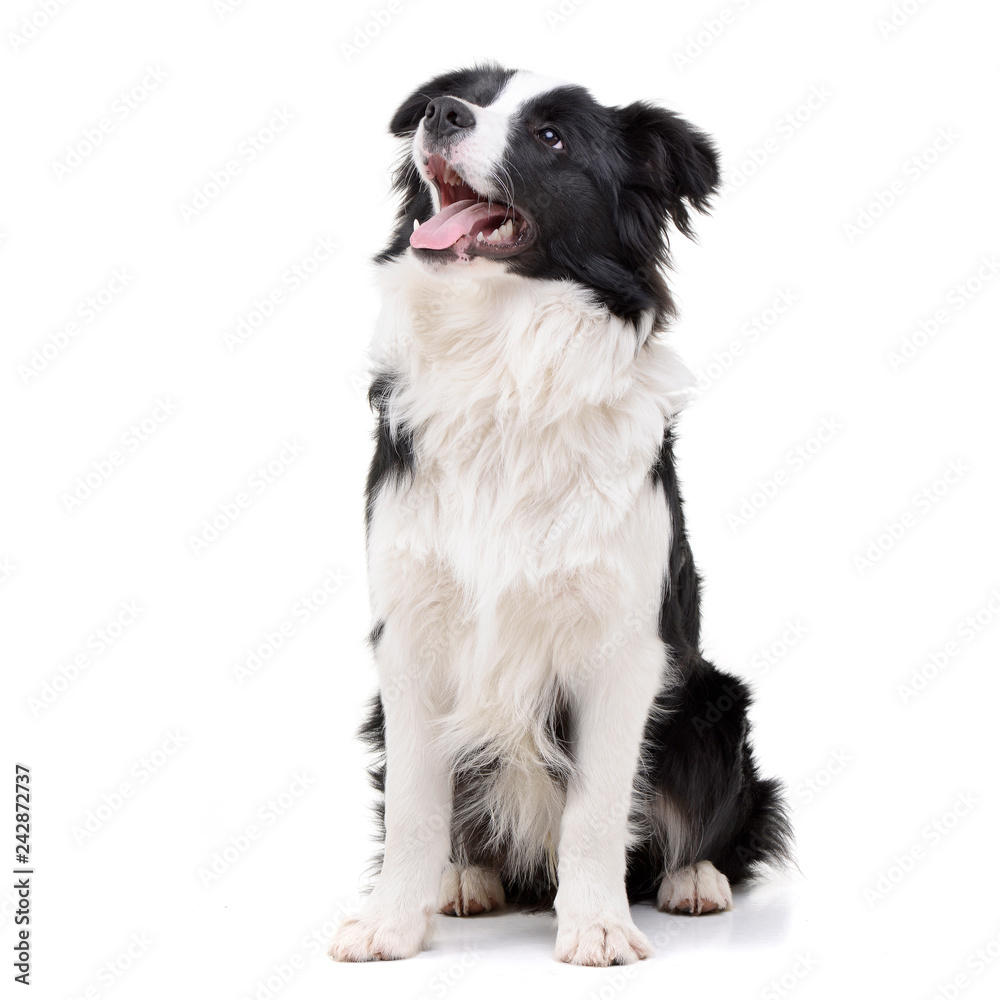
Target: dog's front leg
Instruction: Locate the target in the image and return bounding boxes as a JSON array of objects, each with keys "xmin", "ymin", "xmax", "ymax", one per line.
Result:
[
  {"xmin": 330, "ymin": 675, "xmax": 452, "ymax": 961},
  {"xmin": 553, "ymin": 634, "xmax": 664, "ymax": 966}
]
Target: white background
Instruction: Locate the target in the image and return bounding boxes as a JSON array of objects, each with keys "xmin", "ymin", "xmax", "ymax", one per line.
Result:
[{"xmin": 3, "ymin": 0, "xmax": 999, "ymax": 997}]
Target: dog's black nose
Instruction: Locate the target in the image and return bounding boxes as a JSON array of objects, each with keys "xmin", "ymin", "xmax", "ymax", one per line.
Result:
[{"xmin": 423, "ymin": 97, "xmax": 475, "ymax": 140}]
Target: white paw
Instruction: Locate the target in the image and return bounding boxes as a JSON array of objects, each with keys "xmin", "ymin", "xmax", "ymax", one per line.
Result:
[
  {"xmin": 328, "ymin": 907, "xmax": 433, "ymax": 962},
  {"xmin": 554, "ymin": 914, "xmax": 652, "ymax": 966},
  {"xmin": 657, "ymin": 859, "xmax": 733, "ymax": 915},
  {"xmin": 439, "ymin": 863, "xmax": 506, "ymax": 916}
]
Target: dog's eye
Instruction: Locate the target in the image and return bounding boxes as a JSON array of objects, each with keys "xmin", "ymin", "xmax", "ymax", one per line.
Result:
[{"xmin": 536, "ymin": 126, "xmax": 563, "ymax": 149}]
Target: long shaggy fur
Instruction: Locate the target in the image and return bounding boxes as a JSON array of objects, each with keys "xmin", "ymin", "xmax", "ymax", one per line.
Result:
[{"xmin": 334, "ymin": 64, "xmax": 791, "ymax": 966}]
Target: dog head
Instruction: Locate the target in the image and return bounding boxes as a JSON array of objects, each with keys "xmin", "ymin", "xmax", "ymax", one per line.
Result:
[{"xmin": 380, "ymin": 63, "xmax": 720, "ymax": 325}]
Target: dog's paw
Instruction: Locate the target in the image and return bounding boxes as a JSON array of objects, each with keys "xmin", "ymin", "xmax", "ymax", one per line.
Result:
[
  {"xmin": 554, "ymin": 914, "xmax": 652, "ymax": 966},
  {"xmin": 657, "ymin": 860, "xmax": 732, "ymax": 915},
  {"xmin": 328, "ymin": 908, "xmax": 433, "ymax": 962},
  {"xmin": 439, "ymin": 863, "xmax": 506, "ymax": 916}
]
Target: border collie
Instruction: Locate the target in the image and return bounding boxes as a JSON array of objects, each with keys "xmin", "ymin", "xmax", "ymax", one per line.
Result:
[{"xmin": 330, "ymin": 63, "xmax": 791, "ymax": 967}]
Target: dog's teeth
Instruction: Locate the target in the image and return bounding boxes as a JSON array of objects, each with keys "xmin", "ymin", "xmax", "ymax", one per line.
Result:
[
  {"xmin": 486, "ymin": 228, "xmax": 501, "ymax": 243},
  {"xmin": 499, "ymin": 220, "xmax": 513, "ymax": 240},
  {"xmin": 476, "ymin": 231, "xmax": 485, "ymax": 242},
  {"xmin": 413, "ymin": 218, "xmax": 419, "ymax": 231}
]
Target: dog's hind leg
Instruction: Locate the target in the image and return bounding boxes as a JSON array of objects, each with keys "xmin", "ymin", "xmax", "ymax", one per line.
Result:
[
  {"xmin": 632, "ymin": 652, "xmax": 792, "ymax": 907},
  {"xmin": 438, "ymin": 862, "xmax": 506, "ymax": 916},
  {"xmin": 656, "ymin": 859, "xmax": 732, "ymax": 914}
]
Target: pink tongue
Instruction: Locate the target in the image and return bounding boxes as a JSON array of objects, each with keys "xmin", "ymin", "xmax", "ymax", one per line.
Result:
[{"xmin": 410, "ymin": 199, "xmax": 505, "ymax": 250}]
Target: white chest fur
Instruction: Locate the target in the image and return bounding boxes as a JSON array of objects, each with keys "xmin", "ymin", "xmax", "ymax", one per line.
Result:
[
  {"xmin": 367, "ymin": 257, "xmax": 690, "ymax": 743},
  {"xmin": 365, "ymin": 255, "xmax": 694, "ymax": 863}
]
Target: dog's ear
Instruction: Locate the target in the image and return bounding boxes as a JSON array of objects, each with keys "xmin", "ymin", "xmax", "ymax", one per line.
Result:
[
  {"xmin": 616, "ymin": 102, "xmax": 720, "ymax": 243},
  {"xmin": 389, "ymin": 86, "xmax": 434, "ymax": 137},
  {"xmin": 387, "ymin": 64, "xmax": 514, "ymax": 137}
]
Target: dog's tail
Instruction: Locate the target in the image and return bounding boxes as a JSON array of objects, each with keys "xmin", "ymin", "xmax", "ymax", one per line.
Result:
[{"xmin": 627, "ymin": 653, "xmax": 794, "ymax": 900}]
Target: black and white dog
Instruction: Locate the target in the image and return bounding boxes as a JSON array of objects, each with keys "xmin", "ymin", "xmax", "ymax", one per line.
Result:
[{"xmin": 331, "ymin": 64, "xmax": 791, "ymax": 967}]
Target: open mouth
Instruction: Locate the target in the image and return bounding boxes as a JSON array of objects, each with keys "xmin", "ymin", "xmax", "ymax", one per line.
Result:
[{"xmin": 410, "ymin": 154, "xmax": 534, "ymax": 259}]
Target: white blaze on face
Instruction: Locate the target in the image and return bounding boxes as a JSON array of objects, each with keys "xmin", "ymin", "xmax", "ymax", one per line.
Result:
[{"xmin": 413, "ymin": 70, "xmax": 568, "ymax": 206}]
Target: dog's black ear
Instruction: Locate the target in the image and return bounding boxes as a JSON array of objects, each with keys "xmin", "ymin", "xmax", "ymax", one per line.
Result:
[
  {"xmin": 616, "ymin": 102, "xmax": 720, "ymax": 242},
  {"xmin": 387, "ymin": 69, "xmax": 471, "ymax": 137},
  {"xmin": 389, "ymin": 86, "xmax": 434, "ymax": 137},
  {"xmin": 388, "ymin": 64, "xmax": 514, "ymax": 137}
]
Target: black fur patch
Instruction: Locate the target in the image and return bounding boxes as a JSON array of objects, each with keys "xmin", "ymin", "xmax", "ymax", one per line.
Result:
[
  {"xmin": 356, "ymin": 691, "xmax": 387, "ymax": 881},
  {"xmin": 626, "ymin": 429, "xmax": 792, "ymax": 899},
  {"xmin": 364, "ymin": 372, "xmax": 414, "ymax": 532},
  {"xmin": 650, "ymin": 427, "xmax": 703, "ymax": 649}
]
